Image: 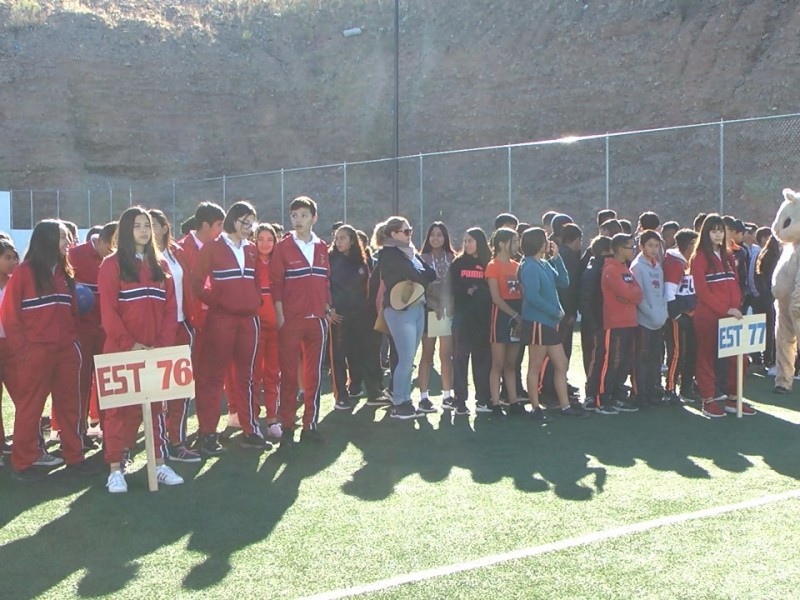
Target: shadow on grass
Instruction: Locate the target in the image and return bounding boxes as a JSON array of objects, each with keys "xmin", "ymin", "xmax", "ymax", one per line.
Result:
[{"xmin": 0, "ymin": 369, "xmax": 798, "ymax": 598}]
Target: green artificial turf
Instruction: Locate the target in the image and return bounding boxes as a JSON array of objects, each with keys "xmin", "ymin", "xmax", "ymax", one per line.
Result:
[{"xmin": 0, "ymin": 336, "xmax": 798, "ymax": 599}]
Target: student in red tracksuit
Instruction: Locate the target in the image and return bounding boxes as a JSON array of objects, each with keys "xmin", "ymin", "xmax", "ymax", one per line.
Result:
[
  {"xmin": 254, "ymin": 222, "xmax": 281, "ymax": 440},
  {"xmin": 270, "ymin": 196, "xmax": 332, "ymax": 444},
  {"xmin": 597, "ymin": 233, "xmax": 642, "ymax": 415},
  {"xmin": 192, "ymin": 200, "xmax": 271, "ymax": 456},
  {"xmin": 150, "ymin": 209, "xmax": 202, "ymax": 463},
  {"xmin": 689, "ymin": 214, "xmax": 756, "ymax": 418},
  {"xmin": 58, "ymin": 221, "xmax": 116, "ymax": 445},
  {"xmin": 0, "ymin": 234, "xmax": 20, "ymax": 467},
  {"xmin": 1, "ymin": 220, "xmax": 100, "ymax": 481},
  {"xmin": 98, "ymin": 207, "xmax": 184, "ymax": 493}
]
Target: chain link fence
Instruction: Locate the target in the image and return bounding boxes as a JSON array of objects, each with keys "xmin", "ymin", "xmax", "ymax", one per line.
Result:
[{"xmin": 10, "ymin": 113, "xmax": 800, "ymax": 241}]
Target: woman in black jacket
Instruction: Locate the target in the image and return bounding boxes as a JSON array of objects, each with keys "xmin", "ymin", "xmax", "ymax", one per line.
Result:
[
  {"xmin": 328, "ymin": 225, "xmax": 382, "ymax": 409},
  {"xmin": 377, "ymin": 217, "xmax": 436, "ymax": 419},
  {"xmin": 448, "ymin": 227, "xmax": 492, "ymax": 415}
]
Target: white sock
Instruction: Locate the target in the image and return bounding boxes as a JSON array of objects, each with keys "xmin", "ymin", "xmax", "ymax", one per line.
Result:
[{"xmin": 420, "ymin": 391, "xmax": 429, "ymax": 400}]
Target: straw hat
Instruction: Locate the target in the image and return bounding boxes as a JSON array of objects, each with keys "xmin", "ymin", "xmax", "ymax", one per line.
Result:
[{"xmin": 389, "ymin": 281, "xmax": 425, "ymax": 310}]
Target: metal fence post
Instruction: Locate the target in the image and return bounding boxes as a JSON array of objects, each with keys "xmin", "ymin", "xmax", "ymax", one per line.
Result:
[
  {"xmin": 507, "ymin": 145, "xmax": 512, "ymax": 212},
  {"xmin": 418, "ymin": 154, "xmax": 424, "ymax": 246},
  {"xmin": 129, "ymin": 186, "xmax": 133, "ymax": 207},
  {"xmin": 605, "ymin": 134, "xmax": 610, "ymax": 209},
  {"xmin": 343, "ymin": 161, "xmax": 348, "ymax": 224},
  {"xmin": 719, "ymin": 119, "xmax": 725, "ymax": 214},
  {"xmin": 280, "ymin": 168, "xmax": 285, "ymax": 229},
  {"xmin": 56, "ymin": 190, "xmax": 60, "ymax": 219},
  {"xmin": 87, "ymin": 189, "xmax": 91, "ymax": 228},
  {"xmin": 172, "ymin": 179, "xmax": 177, "ymax": 226},
  {"xmin": 29, "ymin": 190, "xmax": 33, "ymax": 228},
  {"xmin": 222, "ymin": 175, "xmax": 227, "ymax": 209},
  {"xmin": 109, "ymin": 185, "xmax": 113, "ymax": 221}
]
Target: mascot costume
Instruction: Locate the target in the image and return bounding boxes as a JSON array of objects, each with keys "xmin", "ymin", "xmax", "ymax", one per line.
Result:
[{"xmin": 771, "ymin": 188, "xmax": 800, "ymax": 393}]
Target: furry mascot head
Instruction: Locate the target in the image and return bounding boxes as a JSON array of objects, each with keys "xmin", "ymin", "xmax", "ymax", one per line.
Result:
[{"xmin": 772, "ymin": 188, "xmax": 800, "ymax": 244}]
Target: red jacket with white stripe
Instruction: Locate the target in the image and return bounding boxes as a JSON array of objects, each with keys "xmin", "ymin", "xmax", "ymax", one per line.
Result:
[
  {"xmin": 0, "ymin": 261, "xmax": 78, "ymax": 355},
  {"xmin": 177, "ymin": 232, "xmax": 208, "ymax": 330},
  {"xmin": 257, "ymin": 257, "xmax": 277, "ymax": 328},
  {"xmin": 690, "ymin": 250, "xmax": 741, "ymax": 319},
  {"xmin": 98, "ymin": 254, "xmax": 178, "ymax": 351},
  {"xmin": 69, "ymin": 240, "xmax": 103, "ymax": 330},
  {"xmin": 192, "ymin": 236, "xmax": 261, "ymax": 317},
  {"xmin": 269, "ymin": 233, "xmax": 331, "ymax": 321},
  {"xmin": 601, "ymin": 258, "xmax": 643, "ymax": 330}
]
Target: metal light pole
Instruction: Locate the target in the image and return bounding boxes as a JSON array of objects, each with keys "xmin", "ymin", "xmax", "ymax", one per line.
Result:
[{"xmin": 392, "ymin": 0, "xmax": 400, "ymax": 215}]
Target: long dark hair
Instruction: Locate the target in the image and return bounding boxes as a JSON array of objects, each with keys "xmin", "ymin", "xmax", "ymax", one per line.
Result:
[
  {"xmin": 690, "ymin": 213, "xmax": 731, "ymax": 267},
  {"xmin": 115, "ymin": 207, "xmax": 167, "ymax": 284},
  {"xmin": 421, "ymin": 221, "xmax": 455, "ymax": 255},
  {"xmin": 490, "ymin": 227, "xmax": 517, "ymax": 258},
  {"xmin": 26, "ymin": 220, "xmax": 75, "ymax": 294},
  {"xmin": 461, "ymin": 227, "xmax": 491, "ymax": 267},
  {"xmin": 756, "ymin": 234, "xmax": 781, "ymax": 282},
  {"xmin": 148, "ymin": 209, "xmax": 174, "ymax": 252},
  {"xmin": 330, "ymin": 224, "xmax": 367, "ymax": 267}
]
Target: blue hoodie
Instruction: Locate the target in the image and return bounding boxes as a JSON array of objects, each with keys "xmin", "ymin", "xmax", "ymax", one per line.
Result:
[{"xmin": 518, "ymin": 254, "xmax": 569, "ymax": 329}]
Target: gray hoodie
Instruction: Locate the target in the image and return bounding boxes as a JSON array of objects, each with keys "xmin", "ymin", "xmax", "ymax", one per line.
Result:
[{"xmin": 631, "ymin": 253, "xmax": 668, "ymax": 330}]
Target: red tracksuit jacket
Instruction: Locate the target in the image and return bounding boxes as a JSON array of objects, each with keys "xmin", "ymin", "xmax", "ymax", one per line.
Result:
[
  {"xmin": 191, "ymin": 236, "xmax": 261, "ymax": 317},
  {"xmin": 177, "ymin": 232, "xmax": 208, "ymax": 329},
  {"xmin": 601, "ymin": 258, "xmax": 643, "ymax": 330},
  {"xmin": 0, "ymin": 261, "xmax": 78, "ymax": 355},
  {"xmin": 98, "ymin": 254, "xmax": 178, "ymax": 351},
  {"xmin": 269, "ymin": 233, "xmax": 331, "ymax": 321},
  {"xmin": 690, "ymin": 250, "xmax": 741, "ymax": 319},
  {"xmin": 69, "ymin": 240, "xmax": 103, "ymax": 329},
  {"xmin": 257, "ymin": 257, "xmax": 277, "ymax": 328}
]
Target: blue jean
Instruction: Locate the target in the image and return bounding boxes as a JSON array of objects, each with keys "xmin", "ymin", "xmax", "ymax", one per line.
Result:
[{"xmin": 383, "ymin": 303, "xmax": 425, "ymax": 404}]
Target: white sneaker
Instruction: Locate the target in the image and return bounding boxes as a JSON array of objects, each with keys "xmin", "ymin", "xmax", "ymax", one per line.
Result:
[
  {"xmin": 266, "ymin": 423, "xmax": 283, "ymax": 439},
  {"xmin": 86, "ymin": 423, "xmax": 103, "ymax": 439},
  {"xmin": 33, "ymin": 452, "xmax": 64, "ymax": 467},
  {"xmin": 49, "ymin": 430, "xmax": 60, "ymax": 442},
  {"xmin": 107, "ymin": 471, "xmax": 128, "ymax": 494},
  {"xmin": 156, "ymin": 464, "xmax": 184, "ymax": 486},
  {"xmin": 226, "ymin": 413, "xmax": 241, "ymax": 429}
]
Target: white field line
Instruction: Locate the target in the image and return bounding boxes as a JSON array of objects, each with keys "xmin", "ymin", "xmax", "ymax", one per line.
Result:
[{"xmin": 303, "ymin": 489, "xmax": 800, "ymax": 600}]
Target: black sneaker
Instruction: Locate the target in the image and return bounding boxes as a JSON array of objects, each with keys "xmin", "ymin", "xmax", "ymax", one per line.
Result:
[
  {"xmin": 596, "ymin": 403, "xmax": 619, "ymax": 415},
  {"xmin": 614, "ymin": 400, "xmax": 639, "ymax": 413},
  {"xmin": 442, "ymin": 397, "xmax": 456, "ymax": 411},
  {"xmin": 66, "ymin": 460, "xmax": 103, "ymax": 476},
  {"xmin": 279, "ymin": 429, "xmax": 296, "ymax": 447},
  {"xmin": 197, "ymin": 434, "xmax": 225, "ymax": 457},
  {"xmin": 773, "ymin": 386, "xmax": 790, "ymax": 395},
  {"xmin": 348, "ymin": 387, "xmax": 363, "ymax": 399},
  {"xmin": 475, "ymin": 400, "xmax": 493, "ymax": 413},
  {"xmin": 454, "ymin": 400, "xmax": 470, "ymax": 415},
  {"xmin": 82, "ymin": 434, "xmax": 99, "ymax": 452},
  {"xmin": 560, "ymin": 405, "xmax": 589, "ymax": 419},
  {"xmin": 490, "ymin": 405, "xmax": 506, "ymax": 418},
  {"xmin": 582, "ymin": 397, "xmax": 597, "ymax": 412},
  {"xmin": 12, "ymin": 468, "xmax": 46, "ymax": 482},
  {"xmin": 300, "ymin": 429, "xmax": 325, "ymax": 445},
  {"xmin": 2, "ymin": 442, "xmax": 11, "ymax": 455},
  {"xmin": 664, "ymin": 391, "xmax": 683, "ymax": 406},
  {"xmin": 390, "ymin": 402, "xmax": 420, "ymax": 420},
  {"xmin": 530, "ymin": 406, "xmax": 547, "ymax": 421},
  {"xmin": 334, "ymin": 398, "xmax": 353, "ymax": 411},
  {"xmin": 567, "ymin": 383, "xmax": 580, "ymax": 396},
  {"xmin": 507, "ymin": 401, "xmax": 528, "ymax": 416},
  {"xmin": 365, "ymin": 394, "xmax": 392, "ymax": 407},
  {"xmin": 417, "ymin": 398, "xmax": 437, "ymax": 413},
  {"xmin": 240, "ymin": 433, "xmax": 273, "ymax": 450}
]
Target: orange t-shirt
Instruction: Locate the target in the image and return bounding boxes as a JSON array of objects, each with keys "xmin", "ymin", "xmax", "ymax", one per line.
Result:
[{"xmin": 485, "ymin": 258, "xmax": 521, "ymax": 300}]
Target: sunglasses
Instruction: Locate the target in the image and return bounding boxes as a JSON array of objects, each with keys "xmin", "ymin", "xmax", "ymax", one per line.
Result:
[{"xmin": 401, "ymin": 228, "xmax": 413, "ymax": 235}]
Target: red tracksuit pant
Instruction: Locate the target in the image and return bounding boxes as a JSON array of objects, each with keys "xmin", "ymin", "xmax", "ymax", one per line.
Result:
[
  {"xmin": 255, "ymin": 324, "xmax": 280, "ymax": 420},
  {"xmin": 195, "ymin": 313, "xmax": 261, "ymax": 437},
  {"xmin": 694, "ymin": 310, "xmax": 739, "ymax": 400},
  {"xmin": 278, "ymin": 317, "xmax": 328, "ymax": 432},
  {"xmin": 51, "ymin": 325, "xmax": 104, "ymax": 433},
  {"xmin": 0, "ymin": 338, "xmax": 13, "ymax": 449},
  {"xmin": 11, "ymin": 342, "xmax": 84, "ymax": 470},
  {"xmin": 164, "ymin": 320, "xmax": 194, "ymax": 446},
  {"xmin": 103, "ymin": 404, "xmax": 168, "ymax": 464}
]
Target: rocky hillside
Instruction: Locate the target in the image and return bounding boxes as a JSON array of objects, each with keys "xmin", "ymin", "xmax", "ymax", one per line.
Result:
[{"xmin": 1, "ymin": 0, "xmax": 798, "ymax": 233}]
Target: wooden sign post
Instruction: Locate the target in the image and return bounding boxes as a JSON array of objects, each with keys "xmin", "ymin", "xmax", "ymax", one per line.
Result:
[
  {"xmin": 717, "ymin": 314, "xmax": 767, "ymax": 418},
  {"xmin": 95, "ymin": 345, "xmax": 194, "ymax": 491}
]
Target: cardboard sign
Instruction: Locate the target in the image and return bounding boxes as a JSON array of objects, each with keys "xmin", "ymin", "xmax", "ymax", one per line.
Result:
[
  {"xmin": 95, "ymin": 345, "xmax": 194, "ymax": 410},
  {"xmin": 717, "ymin": 314, "xmax": 767, "ymax": 359}
]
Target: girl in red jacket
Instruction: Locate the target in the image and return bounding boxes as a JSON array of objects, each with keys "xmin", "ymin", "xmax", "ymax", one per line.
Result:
[
  {"xmin": 99, "ymin": 207, "xmax": 183, "ymax": 493},
  {"xmin": 1, "ymin": 220, "xmax": 99, "ymax": 481},
  {"xmin": 150, "ymin": 209, "xmax": 202, "ymax": 462},
  {"xmin": 255, "ymin": 222, "xmax": 281, "ymax": 440},
  {"xmin": 0, "ymin": 234, "xmax": 19, "ymax": 468},
  {"xmin": 192, "ymin": 201, "xmax": 271, "ymax": 455},
  {"xmin": 689, "ymin": 214, "xmax": 755, "ymax": 417}
]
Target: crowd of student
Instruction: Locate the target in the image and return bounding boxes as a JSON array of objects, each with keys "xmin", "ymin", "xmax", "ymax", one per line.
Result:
[{"xmin": 0, "ymin": 197, "xmax": 783, "ymax": 493}]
